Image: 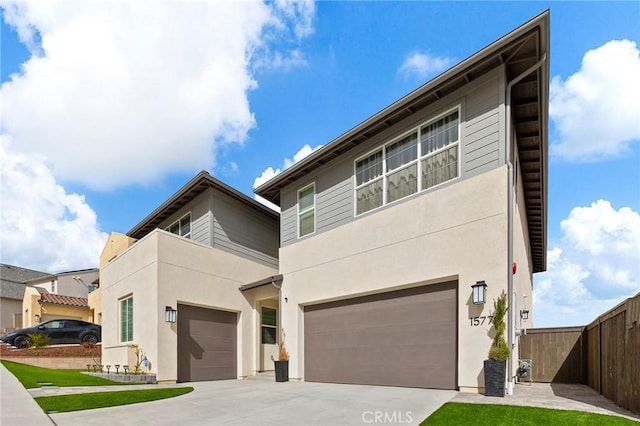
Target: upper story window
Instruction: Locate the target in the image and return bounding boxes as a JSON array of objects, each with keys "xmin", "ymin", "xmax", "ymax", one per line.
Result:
[
  {"xmin": 166, "ymin": 213, "xmax": 191, "ymax": 239},
  {"xmin": 298, "ymin": 183, "xmax": 315, "ymax": 237},
  {"xmin": 355, "ymin": 108, "xmax": 460, "ymax": 216}
]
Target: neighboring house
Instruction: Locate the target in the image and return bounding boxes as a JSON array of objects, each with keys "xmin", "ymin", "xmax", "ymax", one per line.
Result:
[
  {"xmin": 255, "ymin": 11, "xmax": 549, "ymax": 393},
  {"xmin": 101, "ymin": 11, "xmax": 549, "ymax": 393},
  {"xmin": 91, "ymin": 232, "xmax": 138, "ymax": 326},
  {"xmin": 0, "ymin": 264, "xmax": 49, "ymax": 333},
  {"xmin": 22, "ymin": 268, "xmax": 99, "ymax": 327},
  {"xmin": 101, "ymin": 172, "xmax": 280, "ymax": 381}
]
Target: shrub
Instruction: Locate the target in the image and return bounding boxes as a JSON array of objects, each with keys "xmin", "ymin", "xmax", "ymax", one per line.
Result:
[
  {"xmin": 27, "ymin": 333, "xmax": 50, "ymax": 351},
  {"xmin": 488, "ymin": 290, "xmax": 510, "ymax": 361},
  {"xmin": 278, "ymin": 329, "xmax": 289, "ymax": 361}
]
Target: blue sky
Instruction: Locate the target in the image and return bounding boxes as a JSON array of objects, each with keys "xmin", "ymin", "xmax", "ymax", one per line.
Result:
[{"xmin": 1, "ymin": 1, "xmax": 638, "ymax": 328}]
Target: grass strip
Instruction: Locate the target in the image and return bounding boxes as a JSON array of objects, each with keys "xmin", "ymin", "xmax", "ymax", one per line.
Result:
[
  {"xmin": 421, "ymin": 402, "xmax": 637, "ymax": 425},
  {"xmin": 36, "ymin": 387, "xmax": 194, "ymax": 413},
  {"xmin": 2, "ymin": 360, "xmax": 130, "ymax": 388}
]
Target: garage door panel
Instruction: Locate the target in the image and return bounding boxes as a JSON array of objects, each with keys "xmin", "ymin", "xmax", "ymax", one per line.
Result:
[
  {"xmin": 177, "ymin": 304, "xmax": 237, "ymax": 382},
  {"xmin": 304, "ymin": 281, "xmax": 457, "ymax": 389}
]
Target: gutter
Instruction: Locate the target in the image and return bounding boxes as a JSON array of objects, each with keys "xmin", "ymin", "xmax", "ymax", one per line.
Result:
[{"xmin": 505, "ymin": 53, "xmax": 547, "ymax": 396}]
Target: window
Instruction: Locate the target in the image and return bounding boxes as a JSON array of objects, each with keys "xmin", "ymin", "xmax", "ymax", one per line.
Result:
[
  {"xmin": 386, "ymin": 132, "xmax": 418, "ymax": 203},
  {"xmin": 355, "ymin": 109, "xmax": 460, "ymax": 215},
  {"xmin": 261, "ymin": 307, "xmax": 277, "ymax": 344},
  {"xmin": 42, "ymin": 320, "xmax": 64, "ymax": 329},
  {"xmin": 356, "ymin": 150, "xmax": 383, "ymax": 214},
  {"xmin": 51, "ymin": 279, "xmax": 56, "ymax": 293},
  {"xmin": 166, "ymin": 213, "xmax": 191, "ymax": 239},
  {"xmin": 420, "ymin": 110, "xmax": 459, "ymax": 190},
  {"xmin": 120, "ymin": 296, "xmax": 133, "ymax": 342},
  {"xmin": 298, "ymin": 183, "xmax": 315, "ymax": 237}
]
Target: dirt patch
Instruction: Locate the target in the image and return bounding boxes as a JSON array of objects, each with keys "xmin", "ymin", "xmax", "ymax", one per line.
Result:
[{"xmin": 0, "ymin": 343, "xmax": 101, "ymax": 358}]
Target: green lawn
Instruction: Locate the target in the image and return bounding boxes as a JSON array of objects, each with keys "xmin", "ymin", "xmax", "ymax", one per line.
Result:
[
  {"xmin": 35, "ymin": 387, "xmax": 194, "ymax": 413},
  {"xmin": 422, "ymin": 402, "xmax": 637, "ymax": 425},
  {"xmin": 1, "ymin": 360, "xmax": 125, "ymax": 388},
  {"xmin": 2, "ymin": 360, "xmax": 194, "ymax": 413}
]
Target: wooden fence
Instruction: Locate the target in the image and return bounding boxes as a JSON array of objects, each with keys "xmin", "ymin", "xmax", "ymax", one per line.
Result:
[
  {"xmin": 519, "ymin": 292, "xmax": 639, "ymax": 415},
  {"xmin": 519, "ymin": 326, "xmax": 585, "ymax": 383},
  {"xmin": 585, "ymin": 294, "xmax": 639, "ymax": 415}
]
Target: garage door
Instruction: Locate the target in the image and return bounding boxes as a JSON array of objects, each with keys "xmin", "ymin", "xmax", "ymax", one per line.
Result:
[
  {"xmin": 304, "ymin": 281, "xmax": 457, "ymax": 389},
  {"xmin": 177, "ymin": 304, "xmax": 237, "ymax": 382}
]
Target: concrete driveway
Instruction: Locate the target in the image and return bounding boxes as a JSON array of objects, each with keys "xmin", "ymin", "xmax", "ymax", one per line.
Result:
[{"xmin": 50, "ymin": 378, "xmax": 457, "ymax": 426}]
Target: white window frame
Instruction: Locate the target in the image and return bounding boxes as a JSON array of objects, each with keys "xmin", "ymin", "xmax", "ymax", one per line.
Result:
[
  {"xmin": 166, "ymin": 212, "xmax": 191, "ymax": 239},
  {"xmin": 119, "ymin": 295, "xmax": 133, "ymax": 343},
  {"xmin": 354, "ymin": 106, "xmax": 461, "ymax": 216},
  {"xmin": 297, "ymin": 182, "xmax": 316, "ymax": 238}
]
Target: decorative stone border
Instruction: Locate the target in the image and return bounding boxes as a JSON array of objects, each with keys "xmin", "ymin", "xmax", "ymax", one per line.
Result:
[{"xmin": 82, "ymin": 371, "xmax": 157, "ymax": 384}]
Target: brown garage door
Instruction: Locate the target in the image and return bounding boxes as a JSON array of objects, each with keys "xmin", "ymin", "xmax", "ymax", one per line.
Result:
[
  {"xmin": 177, "ymin": 304, "xmax": 237, "ymax": 382},
  {"xmin": 304, "ymin": 281, "xmax": 457, "ymax": 389}
]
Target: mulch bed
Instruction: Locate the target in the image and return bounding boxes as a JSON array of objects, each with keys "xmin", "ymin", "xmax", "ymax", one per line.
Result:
[{"xmin": 0, "ymin": 343, "xmax": 101, "ymax": 358}]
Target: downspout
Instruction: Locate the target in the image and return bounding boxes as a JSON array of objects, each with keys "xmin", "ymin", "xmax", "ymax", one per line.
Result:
[
  {"xmin": 272, "ymin": 279, "xmax": 283, "ymax": 342},
  {"xmin": 505, "ymin": 53, "xmax": 546, "ymax": 396}
]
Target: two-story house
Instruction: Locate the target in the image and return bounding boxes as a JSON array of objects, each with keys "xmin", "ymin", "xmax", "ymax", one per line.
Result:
[
  {"xmin": 256, "ymin": 11, "xmax": 548, "ymax": 393},
  {"xmin": 100, "ymin": 11, "xmax": 548, "ymax": 394},
  {"xmin": 100, "ymin": 172, "xmax": 281, "ymax": 381}
]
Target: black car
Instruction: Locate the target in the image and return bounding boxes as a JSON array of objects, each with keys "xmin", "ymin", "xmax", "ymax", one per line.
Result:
[{"xmin": 0, "ymin": 319, "xmax": 101, "ymax": 348}]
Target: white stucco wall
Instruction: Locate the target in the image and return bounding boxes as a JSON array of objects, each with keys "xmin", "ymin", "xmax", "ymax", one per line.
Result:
[
  {"xmin": 279, "ymin": 165, "xmax": 512, "ymax": 392},
  {"xmin": 101, "ymin": 230, "xmax": 277, "ymax": 382}
]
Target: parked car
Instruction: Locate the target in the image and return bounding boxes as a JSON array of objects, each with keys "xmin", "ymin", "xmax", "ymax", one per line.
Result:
[{"xmin": 0, "ymin": 319, "xmax": 101, "ymax": 348}]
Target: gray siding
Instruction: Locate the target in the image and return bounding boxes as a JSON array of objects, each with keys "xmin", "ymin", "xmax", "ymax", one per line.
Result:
[
  {"xmin": 211, "ymin": 190, "xmax": 279, "ymax": 268},
  {"xmin": 159, "ymin": 190, "xmax": 211, "ymax": 247},
  {"xmin": 281, "ymin": 68, "xmax": 504, "ymax": 247},
  {"xmin": 462, "ymin": 74, "xmax": 502, "ymax": 176}
]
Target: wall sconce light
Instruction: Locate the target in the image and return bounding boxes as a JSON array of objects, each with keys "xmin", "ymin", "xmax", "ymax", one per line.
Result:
[
  {"xmin": 520, "ymin": 310, "xmax": 529, "ymax": 320},
  {"xmin": 165, "ymin": 306, "xmax": 177, "ymax": 323},
  {"xmin": 471, "ymin": 281, "xmax": 487, "ymax": 305},
  {"xmin": 34, "ymin": 314, "xmax": 41, "ymax": 323}
]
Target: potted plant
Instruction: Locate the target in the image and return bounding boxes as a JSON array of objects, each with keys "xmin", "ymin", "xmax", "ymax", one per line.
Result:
[
  {"xmin": 484, "ymin": 290, "xmax": 510, "ymax": 397},
  {"xmin": 273, "ymin": 328, "xmax": 289, "ymax": 382}
]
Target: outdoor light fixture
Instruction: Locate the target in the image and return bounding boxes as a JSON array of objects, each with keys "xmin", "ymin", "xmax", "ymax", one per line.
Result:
[
  {"xmin": 471, "ymin": 281, "xmax": 487, "ymax": 305},
  {"xmin": 520, "ymin": 310, "xmax": 529, "ymax": 320},
  {"xmin": 165, "ymin": 306, "xmax": 177, "ymax": 323},
  {"xmin": 34, "ymin": 314, "xmax": 41, "ymax": 323}
]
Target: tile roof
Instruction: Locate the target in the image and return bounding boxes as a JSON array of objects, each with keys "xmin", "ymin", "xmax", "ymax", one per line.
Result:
[{"xmin": 39, "ymin": 293, "xmax": 89, "ymax": 308}]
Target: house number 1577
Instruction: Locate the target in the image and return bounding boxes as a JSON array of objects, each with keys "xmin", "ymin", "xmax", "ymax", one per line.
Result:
[{"xmin": 469, "ymin": 316, "xmax": 493, "ymax": 326}]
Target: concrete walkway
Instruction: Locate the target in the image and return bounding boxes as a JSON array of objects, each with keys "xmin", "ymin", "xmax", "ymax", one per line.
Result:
[{"xmin": 1, "ymin": 363, "xmax": 53, "ymax": 425}]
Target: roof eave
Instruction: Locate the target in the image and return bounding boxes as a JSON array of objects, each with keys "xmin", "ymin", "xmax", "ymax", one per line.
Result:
[{"xmin": 255, "ymin": 10, "xmax": 551, "ymax": 204}]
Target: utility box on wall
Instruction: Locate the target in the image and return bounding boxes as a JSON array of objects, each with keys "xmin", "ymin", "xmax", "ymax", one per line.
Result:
[{"xmin": 517, "ymin": 359, "xmax": 532, "ymax": 384}]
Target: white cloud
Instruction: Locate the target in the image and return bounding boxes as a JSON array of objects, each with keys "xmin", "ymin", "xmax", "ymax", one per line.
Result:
[
  {"xmin": 253, "ymin": 143, "xmax": 323, "ymax": 210},
  {"xmin": 0, "ymin": 136, "xmax": 108, "ymax": 272},
  {"xmin": 533, "ymin": 200, "xmax": 640, "ymax": 327},
  {"xmin": 550, "ymin": 39, "xmax": 640, "ymax": 162},
  {"xmin": 0, "ymin": 1, "xmax": 316, "ymax": 190},
  {"xmin": 398, "ymin": 51, "xmax": 455, "ymax": 79}
]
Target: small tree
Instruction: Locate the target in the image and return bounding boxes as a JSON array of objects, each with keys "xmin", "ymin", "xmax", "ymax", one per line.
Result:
[{"xmin": 488, "ymin": 290, "xmax": 510, "ymax": 361}]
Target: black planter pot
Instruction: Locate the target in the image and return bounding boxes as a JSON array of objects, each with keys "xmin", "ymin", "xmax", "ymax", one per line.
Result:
[
  {"xmin": 274, "ymin": 360, "xmax": 289, "ymax": 382},
  {"xmin": 484, "ymin": 359, "xmax": 506, "ymax": 397}
]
